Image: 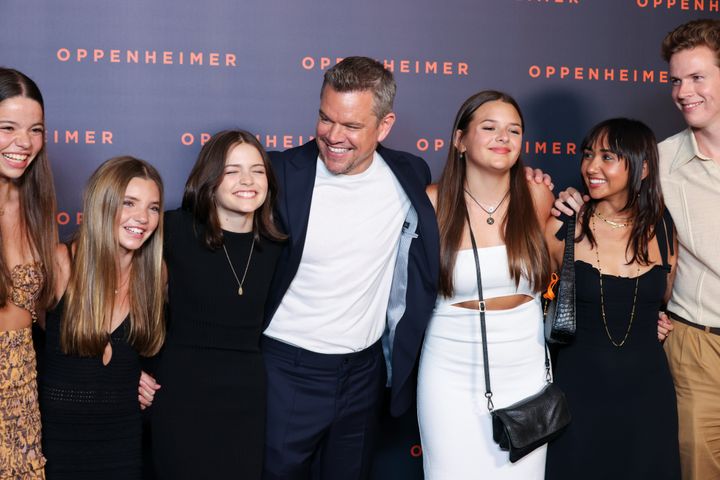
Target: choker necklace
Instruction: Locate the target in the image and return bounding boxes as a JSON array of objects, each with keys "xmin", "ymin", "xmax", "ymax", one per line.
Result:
[
  {"xmin": 593, "ymin": 211, "xmax": 632, "ymax": 229},
  {"xmin": 222, "ymin": 237, "xmax": 255, "ymax": 296},
  {"xmin": 464, "ymin": 188, "xmax": 510, "ymax": 225},
  {"xmin": 592, "ymin": 216, "xmax": 639, "ymax": 347}
]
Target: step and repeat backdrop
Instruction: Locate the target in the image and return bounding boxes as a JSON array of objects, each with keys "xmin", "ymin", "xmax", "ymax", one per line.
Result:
[{"xmin": 2, "ymin": 0, "xmax": 713, "ymax": 477}]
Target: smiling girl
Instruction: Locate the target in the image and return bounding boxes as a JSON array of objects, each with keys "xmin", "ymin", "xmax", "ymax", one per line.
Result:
[
  {"xmin": 151, "ymin": 130, "xmax": 286, "ymax": 480},
  {"xmin": 0, "ymin": 67, "xmax": 58, "ymax": 480},
  {"xmin": 544, "ymin": 118, "xmax": 680, "ymax": 479},
  {"xmin": 39, "ymin": 157, "xmax": 165, "ymax": 479}
]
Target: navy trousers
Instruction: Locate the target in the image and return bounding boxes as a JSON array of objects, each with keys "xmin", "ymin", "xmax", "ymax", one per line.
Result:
[{"xmin": 261, "ymin": 336, "xmax": 386, "ymax": 480}]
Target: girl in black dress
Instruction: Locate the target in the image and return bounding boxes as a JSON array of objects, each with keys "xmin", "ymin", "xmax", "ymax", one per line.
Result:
[
  {"xmin": 40, "ymin": 156, "xmax": 166, "ymax": 479},
  {"xmin": 151, "ymin": 130, "xmax": 285, "ymax": 479},
  {"xmin": 544, "ymin": 118, "xmax": 680, "ymax": 479}
]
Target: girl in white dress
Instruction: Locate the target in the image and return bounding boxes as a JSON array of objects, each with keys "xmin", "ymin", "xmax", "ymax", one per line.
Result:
[{"xmin": 418, "ymin": 90, "xmax": 554, "ymax": 479}]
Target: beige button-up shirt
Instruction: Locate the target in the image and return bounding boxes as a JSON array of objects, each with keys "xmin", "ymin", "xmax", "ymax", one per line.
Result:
[{"xmin": 659, "ymin": 129, "xmax": 720, "ymax": 327}]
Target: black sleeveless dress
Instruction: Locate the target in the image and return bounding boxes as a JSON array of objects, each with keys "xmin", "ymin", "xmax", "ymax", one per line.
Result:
[
  {"xmin": 151, "ymin": 209, "xmax": 282, "ymax": 480},
  {"xmin": 39, "ymin": 300, "xmax": 143, "ymax": 479},
  {"xmin": 546, "ymin": 213, "xmax": 680, "ymax": 479}
]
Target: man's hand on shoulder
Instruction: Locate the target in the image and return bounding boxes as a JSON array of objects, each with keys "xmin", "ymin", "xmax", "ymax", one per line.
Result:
[
  {"xmin": 551, "ymin": 187, "xmax": 588, "ymax": 217},
  {"xmin": 524, "ymin": 166, "xmax": 554, "ymax": 191}
]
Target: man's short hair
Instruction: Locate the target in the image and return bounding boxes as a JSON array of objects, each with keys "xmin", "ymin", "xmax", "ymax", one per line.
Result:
[
  {"xmin": 662, "ymin": 19, "xmax": 720, "ymax": 65},
  {"xmin": 321, "ymin": 56, "xmax": 396, "ymax": 120}
]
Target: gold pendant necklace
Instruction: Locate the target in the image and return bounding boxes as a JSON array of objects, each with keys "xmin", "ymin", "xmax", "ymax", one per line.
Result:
[
  {"xmin": 464, "ymin": 188, "xmax": 510, "ymax": 225},
  {"xmin": 592, "ymin": 216, "xmax": 639, "ymax": 347},
  {"xmin": 593, "ymin": 211, "xmax": 632, "ymax": 229},
  {"xmin": 222, "ymin": 237, "xmax": 255, "ymax": 296}
]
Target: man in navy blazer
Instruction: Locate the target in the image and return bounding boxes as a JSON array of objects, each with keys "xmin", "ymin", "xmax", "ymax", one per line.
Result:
[{"xmin": 261, "ymin": 57, "xmax": 439, "ymax": 479}]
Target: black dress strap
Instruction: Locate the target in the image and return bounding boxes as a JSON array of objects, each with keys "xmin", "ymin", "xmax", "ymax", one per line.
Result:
[{"xmin": 655, "ymin": 209, "xmax": 674, "ymax": 270}]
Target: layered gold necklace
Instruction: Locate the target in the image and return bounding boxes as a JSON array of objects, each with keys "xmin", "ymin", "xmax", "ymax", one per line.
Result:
[
  {"xmin": 591, "ymin": 215, "xmax": 639, "ymax": 348},
  {"xmin": 593, "ymin": 210, "xmax": 632, "ymax": 229}
]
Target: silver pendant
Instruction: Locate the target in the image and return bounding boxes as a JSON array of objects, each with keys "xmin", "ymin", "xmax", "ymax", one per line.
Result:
[
  {"xmin": 238, "ymin": 286, "xmax": 244, "ymax": 296},
  {"xmin": 487, "ymin": 217, "xmax": 495, "ymax": 225}
]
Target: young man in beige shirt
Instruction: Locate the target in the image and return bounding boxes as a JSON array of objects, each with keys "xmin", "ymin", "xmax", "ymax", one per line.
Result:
[{"xmin": 656, "ymin": 19, "xmax": 720, "ymax": 480}]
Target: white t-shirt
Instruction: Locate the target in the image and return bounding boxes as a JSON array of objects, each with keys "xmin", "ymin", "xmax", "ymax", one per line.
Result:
[{"xmin": 264, "ymin": 152, "xmax": 411, "ymax": 353}]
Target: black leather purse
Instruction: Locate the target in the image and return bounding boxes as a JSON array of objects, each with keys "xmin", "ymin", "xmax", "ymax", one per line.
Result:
[
  {"xmin": 467, "ymin": 219, "xmax": 571, "ymax": 463},
  {"xmin": 543, "ymin": 213, "xmax": 576, "ymax": 345}
]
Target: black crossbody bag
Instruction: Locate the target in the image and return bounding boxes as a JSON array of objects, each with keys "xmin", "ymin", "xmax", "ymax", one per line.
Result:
[{"xmin": 467, "ymin": 218, "xmax": 571, "ymax": 463}]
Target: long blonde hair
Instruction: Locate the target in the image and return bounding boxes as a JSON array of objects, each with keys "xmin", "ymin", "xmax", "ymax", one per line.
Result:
[{"xmin": 61, "ymin": 156, "xmax": 165, "ymax": 357}]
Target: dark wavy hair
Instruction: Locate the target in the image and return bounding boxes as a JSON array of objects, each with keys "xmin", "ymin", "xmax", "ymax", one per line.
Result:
[
  {"xmin": 0, "ymin": 67, "xmax": 57, "ymax": 310},
  {"xmin": 436, "ymin": 90, "xmax": 550, "ymax": 297},
  {"xmin": 182, "ymin": 129, "xmax": 286, "ymax": 249},
  {"xmin": 576, "ymin": 118, "xmax": 663, "ymax": 265}
]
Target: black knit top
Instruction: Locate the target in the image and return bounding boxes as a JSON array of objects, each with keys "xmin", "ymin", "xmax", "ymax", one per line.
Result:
[{"xmin": 163, "ymin": 208, "xmax": 282, "ymax": 351}]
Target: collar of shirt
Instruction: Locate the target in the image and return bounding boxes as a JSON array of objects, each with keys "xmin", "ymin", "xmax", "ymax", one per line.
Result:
[{"xmin": 669, "ymin": 128, "xmax": 714, "ymax": 174}]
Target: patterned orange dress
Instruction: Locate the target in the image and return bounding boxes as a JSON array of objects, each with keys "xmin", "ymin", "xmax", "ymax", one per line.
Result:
[{"xmin": 0, "ymin": 263, "xmax": 46, "ymax": 479}]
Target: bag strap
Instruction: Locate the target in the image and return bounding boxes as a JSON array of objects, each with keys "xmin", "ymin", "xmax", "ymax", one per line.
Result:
[
  {"xmin": 466, "ymin": 213, "xmax": 550, "ymax": 413},
  {"xmin": 561, "ymin": 213, "xmax": 576, "ymax": 274}
]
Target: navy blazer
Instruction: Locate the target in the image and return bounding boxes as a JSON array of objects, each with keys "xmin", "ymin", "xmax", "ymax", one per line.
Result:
[{"xmin": 265, "ymin": 140, "xmax": 439, "ymax": 417}]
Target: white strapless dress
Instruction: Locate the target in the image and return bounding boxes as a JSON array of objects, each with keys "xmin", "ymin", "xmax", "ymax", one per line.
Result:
[{"xmin": 417, "ymin": 246, "xmax": 547, "ymax": 479}]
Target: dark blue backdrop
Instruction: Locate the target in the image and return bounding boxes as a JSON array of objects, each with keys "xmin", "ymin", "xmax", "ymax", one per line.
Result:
[{"xmin": 2, "ymin": 1, "xmax": 712, "ymax": 477}]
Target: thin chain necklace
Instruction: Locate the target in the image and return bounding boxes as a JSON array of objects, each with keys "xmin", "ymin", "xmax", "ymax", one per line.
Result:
[
  {"xmin": 222, "ymin": 237, "xmax": 255, "ymax": 296},
  {"xmin": 592, "ymin": 216, "xmax": 639, "ymax": 347},
  {"xmin": 593, "ymin": 210, "xmax": 632, "ymax": 229},
  {"xmin": 464, "ymin": 188, "xmax": 510, "ymax": 225}
]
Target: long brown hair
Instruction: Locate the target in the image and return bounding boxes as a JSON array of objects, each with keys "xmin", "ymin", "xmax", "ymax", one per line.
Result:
[
  {"xmin": 182, "ymin": 129, "xmax": 286, "ymax": 249},
  {"xmin": 436, "ymin": 90, "xmax": 550, "ymax": 297},
  {"xmin": 0, "ymin": 67, "xmax": 57, "ymax": 310},
  {"xmin": 61, "ymin": 157, "xmax": 165, "ymax": 357},
  {"xmin": 576, "ymin": 118, "xmax": 663, "ymax": 265}
]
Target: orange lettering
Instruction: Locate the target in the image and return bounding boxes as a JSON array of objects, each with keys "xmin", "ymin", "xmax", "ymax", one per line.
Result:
[
  {"xmin": 181, "ymin": 133, "xmax": 194, "ymax": 146},
  {"xmin": 190, "ymin": 52, "xmax": 203, "ymax": 64},
  {"xmin": 57, "ymin": 48, "xmax": 70, "ymax": 62}
]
